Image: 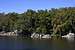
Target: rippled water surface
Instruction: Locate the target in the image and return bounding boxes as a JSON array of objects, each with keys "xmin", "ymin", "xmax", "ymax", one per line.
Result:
[{"xmin": 0, "ymin": 37, "xmax": 75, "ymax": 50}]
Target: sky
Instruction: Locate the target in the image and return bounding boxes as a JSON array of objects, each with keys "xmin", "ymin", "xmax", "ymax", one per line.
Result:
[{"xmin": 0, "ymin": 0, "xmax": 75, "ymax": 13}]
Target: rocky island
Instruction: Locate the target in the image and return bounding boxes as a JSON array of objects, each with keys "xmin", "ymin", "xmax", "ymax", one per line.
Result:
[{"xmin": 0, "ymin": 7, "xmax": 75, "ymax": 39}]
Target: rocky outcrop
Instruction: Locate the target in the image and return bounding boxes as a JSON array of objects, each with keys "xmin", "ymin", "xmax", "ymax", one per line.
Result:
[
  {"xmin": 31, "ymin": 33, "xmax": 41, "ymax": 39},
  {"xmin": 42, "ymin": 34, "xmax": 51, "ymax": 39},
  {"xmin": 0, "ymin": 30, "xmax": 18, "ymax": 36},
  {"xmin": 0, "ymin": 32, "xmax": 18, "ymax": 36},
  {"xmin": 31, "ymin": 33, "xmax": 51, "ymax": 39},
  {"xmin": 62, "ymin": 33, "xmax": 75, "ymax": 38}
]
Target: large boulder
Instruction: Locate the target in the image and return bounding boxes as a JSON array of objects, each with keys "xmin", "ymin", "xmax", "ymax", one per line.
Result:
[
  {"xmin": 31, "ymin": 33, "xmax": 40, "ymax": 39},
  {"xmin": 33, "ymin": 34, "xmax": 40, "ymax": 38},
  {"xmin": 31, "ymin": 32, "xmax": 36, "ymax": 38},
  {"xmin": 31, "ymin": 33, "xmax": 45, "ymax": 39},
  {"xmin": 31, "ymin": 33, "xmax": 51, "ymax": 39},
  {"xmin": 62, "ymin": 33, "xmax": 75, "ymax": 38},
  {"xmin": 42, "ymin": 34, "xmax": 51, "ymax": 39}
]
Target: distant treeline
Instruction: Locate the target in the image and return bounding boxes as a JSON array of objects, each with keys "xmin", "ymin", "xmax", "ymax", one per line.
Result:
[{"xmin": 0, "ymin": 7, "xmax": 75, "ymax": 36}]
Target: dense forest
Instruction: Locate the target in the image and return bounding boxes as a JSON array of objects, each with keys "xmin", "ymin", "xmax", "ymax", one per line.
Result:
[{"xmin": 0, "ymin": 7, "xmax": 75, "ymax": 37}]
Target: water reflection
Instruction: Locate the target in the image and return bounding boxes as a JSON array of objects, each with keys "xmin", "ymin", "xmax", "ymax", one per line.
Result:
[
  {"xmin": 0, "ymin": 37, "xmax": 74, "ymax": 50},
  {"xmin": 62, "ymin": 37, "xmax": 75, "ymax": 42}
]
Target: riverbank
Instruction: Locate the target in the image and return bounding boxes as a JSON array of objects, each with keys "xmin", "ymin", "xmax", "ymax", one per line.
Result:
[
  {"xmin": 30, "ymin": 32, "xmax": 75, "ymax": 39},
  {"xmin": 0, "ymin": 31, "xmax": 18, "ymax": 36},
  {"xmin": 0, "ymin": 31, "xmax": 75, "ymax": 40}
]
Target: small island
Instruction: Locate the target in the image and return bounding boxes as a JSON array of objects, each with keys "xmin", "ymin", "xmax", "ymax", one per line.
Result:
[
  {"xmin": 0, "ymin": 0, "xmax": 75, "ymax": 50},
  {"xmin": 0, "ymin": 7, "xmax": 75, "ymax": 39}
]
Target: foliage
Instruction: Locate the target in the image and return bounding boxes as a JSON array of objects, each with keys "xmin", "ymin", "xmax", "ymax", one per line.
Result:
[{"xmin": 0, "ymin": 7, "xmax": 75, "ymax": 36}]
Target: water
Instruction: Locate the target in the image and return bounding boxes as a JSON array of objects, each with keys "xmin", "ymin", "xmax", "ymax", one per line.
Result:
[{"xmin": 0, "ymin": 37, "xmax": 75, "ymax": 50}]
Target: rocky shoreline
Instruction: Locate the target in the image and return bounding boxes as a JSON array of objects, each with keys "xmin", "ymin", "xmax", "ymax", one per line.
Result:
[
  {"xmin": 31, "ymin": 32, "xmax": 75, "ymax": 39},
  {"xmin": 0, "ymin": 30, "xmax": 18, "ymax": 36},
  {"xmin": 0, "ymin": 30, "xmax": 75, "ymax": 40}
]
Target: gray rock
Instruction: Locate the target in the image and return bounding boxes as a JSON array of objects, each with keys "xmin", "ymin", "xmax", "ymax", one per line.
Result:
[
  {"xmin": 31, "ymin": 33, "xmax": 44, "ymax": 39},
  {"xmin": 42, "ymin": 34, "xmax": 51, "ymax": 39},
  {"xmin": 31, "ymin": 33, "xmax": 51, "ymax": 39},
  {"xmin": 62, "ymin": 33, "xmax": 75, "ymax": 38}
]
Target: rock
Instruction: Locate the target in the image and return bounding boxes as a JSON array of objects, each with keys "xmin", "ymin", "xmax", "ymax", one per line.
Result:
[
  {"xmin": 33, "ymin": 34, "xmax": 39, "ymax": 38},
  {"xmin": 14, "ymin": 30, "xmax": 18, "ymax": 33},
  {"xmin": 31, "ymin": 33, "xmax": 39, "ymax": 38},
  {"xmin": 42, "ymin": 34, "xmax": 51, "ymax": 39},
  {"xmin": 0, "ymin": 31, "xmax": 18, "ymax": 36},
  {"xmin": 39, "ymin": 34, "xmax": 44, "ymax": 39},
  {"xmin": 31, "ymin": 32, "xmax": 36, "ymax": 38},
  {"xmin": 31, "ymin": 33, "xmax": 45, "ymax": 39},
  {"xmin": 62, "ymin": 33, "xmax": 75, "ymax": 38},
  {"xmin": 31, "ymin": 33, "xmax": 41, "ymax": 39},
  {"xmin": 31, "ymin": 33, "xmax": 51, "ymax": 39}
]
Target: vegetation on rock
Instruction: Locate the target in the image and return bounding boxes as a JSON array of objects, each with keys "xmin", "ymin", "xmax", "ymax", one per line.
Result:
[{"xmin": 0, "ymin": 7, "xmax": 75, "ymax": 37}]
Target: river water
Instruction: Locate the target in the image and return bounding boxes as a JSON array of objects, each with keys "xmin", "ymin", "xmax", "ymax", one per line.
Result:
[{"xmin": 0, "ymin": 37, "xmax": 75, "ymax": 50}]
